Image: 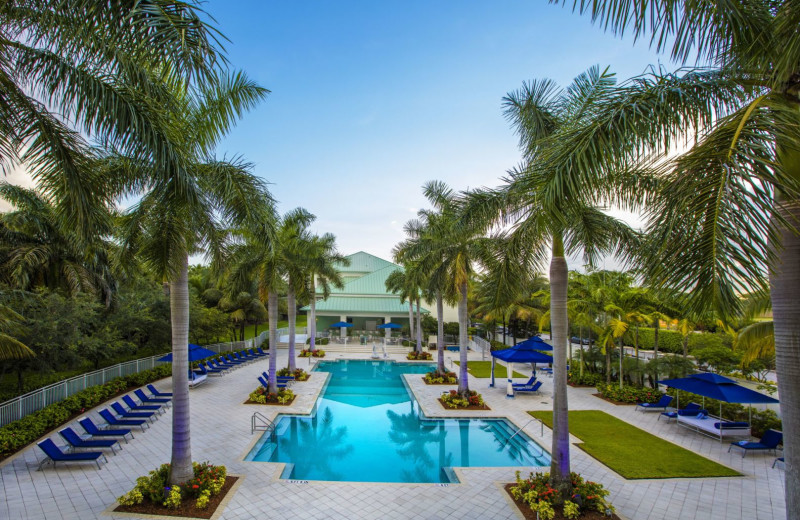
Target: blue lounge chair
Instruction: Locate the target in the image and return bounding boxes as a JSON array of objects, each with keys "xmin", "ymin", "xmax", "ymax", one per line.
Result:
[
  {"xmin": 249, "ymin": 348, "xmax": 267, "ymax": 358},
  {"xmin": 122, "ymin": 395, "xmax": 164, "ymax": 415},
  {"xmin": 206, "ymin": 359, "xmax": 229, "ymax": 374},
  {"xmin": 257, "ymin": 347, "xmax": 269, "ymax": 357},
  {"xmin": 659, "ymin": 411, "xmax": 678, "ymax": 422},
  {"xmin": 78, "ymin": 417, "xmax": 133, "ymax": 442},
  {"xmin": 512, "ymin": 376, "xmax": 537, "ymax": 390},
  {"xmin": 239, "ymin": 350, "xmax": 257, "ymax": 361},
  {"xmin": 225, "ymin": 354, "xmax": 245, "ymax": 366},
  {"xmin": 514, "ymin": 381, "xmax": 542, "ymax": 395},
  {"xmin": 234, "ymin": 351, "xmax": 253, "ymax": 363},
  {"xmin": 37, "ymin": 438, "xmax": 106, "ymax": 470},
  {"xmin": 111, "ymin": 402, "xmax": 157, "ymax": 422},
  {"xmin": 59, "ymin": 427, "xmax": 119, "ymax": 454},
  {"xmin": 729, "ymin": 429, "xmax": 783, "ymax": 458},
  {"xmin": 147, "ymin": 384, "xmax": 172, "ymax": 398},
  {"xmin": 676, "ymin": 402, "xmax": 704, "ymax": 416},
  {"xmin": 262, "ymin": 371, "xmax": 294, "ymax": 386},
  {"xmin": 99, "ymin": 409, "xmax": 149, "ymax": 431},
  {"xmin": 258, "ymin": 375, "xmax": 289, "ymax": 390},
  {"xmin": 134, "ymin": 388, "xmax": 170, "ymax": 406},
  {"xmin": 636, "ymin": 394, "xmax": 673, "ymax": 413}
]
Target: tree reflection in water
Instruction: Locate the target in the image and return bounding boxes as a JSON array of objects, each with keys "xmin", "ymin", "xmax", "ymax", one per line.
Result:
[
  {"xmin": 387, "ymin": 403, "xmax": 451, "ymax": 482},
  {"xmin": 277, "ymin": 407, "xmax": 354, "ymax": 480}
]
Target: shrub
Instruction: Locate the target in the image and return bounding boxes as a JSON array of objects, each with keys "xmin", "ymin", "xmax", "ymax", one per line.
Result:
[
  {"xmin": 163, "ymin": 485, "xmax": 182, "ymax": 509},
  {"xmin": 277, "ymin": 367, "xmax": 309, "ymax": 381},
  {"xmin": 510, "ymin": 471, "xmax": 614, "ymax": 517},
  {"xmin": 298, "ymin": 349, "xmax": 325, "ymax": 358},
  {"xmin": 423, "ymin": 370, "xmax": 457, "ymax": 384},
  {"xmin": 624, "ymin": 327, "xmax": 732, "ymax": 354},
  {"xmin": 441, "ymin": 389, "xmax": 484, "ymax": 408},
  {"xmin": 248, "ymin": 386, "xmax": 294, "ymax": 405},
  {"xmin": 407, "ymin": 351, "xmax": 432, "ymax": 360},
  {"xmin": 693, "ymin": 346, "xmax": 741, "ymax": 374},
  {"xmin": 0, "ymin": 363, "xmax": 172, "ymax": 458},
  {"xmin": 119, "ymin": 462, "xmax": 227, "ymax": 510},
  {"xmin": 596, "ymin": 383, "xmax": 662, "ymax": 404},
  {"xmin": 567, "ymin": 370, "xmax": 603, "ymax": 386},
  {"xmin": 490, "ymin": 340, "xmax": 507, "ymax": 351}
]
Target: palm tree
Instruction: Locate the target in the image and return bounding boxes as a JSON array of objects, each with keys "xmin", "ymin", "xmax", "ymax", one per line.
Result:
[
  {"xmin": 385, "ymin": 269, "xmax": 420, "ymax": 348},
  {"xmin": 218, "ymin": 291, "xmax": 267, "ymax": 341},
  {"xmin": 466, "ymin": 68, "xmax": 642, "ymax": 496},
  {"xmin": 2, "ymin": 1, "xmax": 223, "ymax": 238},
  {"xmin": 563, "ymin": 4, "xmax": 800, "ymax": 509},
  {"xmin": 306, "ymin": 234, "xmax": 348, "ymax": 352},
  {"xmin": 279, "ymin": 209, "xmax": 315, "ymax": 371},
  {"xmin": 112, "ymin": 71, "xmax": 273, "ymax": 484},
  {"xmin": 0, "ymin": 303, "xmax": 34, "ymax": 360}
]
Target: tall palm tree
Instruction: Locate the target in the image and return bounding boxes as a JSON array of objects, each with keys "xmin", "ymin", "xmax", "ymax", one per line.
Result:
[
  {"xmin": 0, "ymin": 303, "xmax": 34, "ymax": 360},
  {"xmin": 279, "ymin": 209, "xmax": 315, "ymax": 371},
  {"xmin": 112, "ymin": 71, "xmax": 273, "ymax": 484},
  {"xmin": 385, "ymin": 269, "xmax": 419, "ymax": 347},
  {"xmin": 466, "ymin": 68, "xmax": 642, "ymax": 496},
  {"xmin": 562, "ymin": 3, "xmax": 800, "ymax": 509},
  {"xmin": 2, "ymin": 1, "xmax": 223, "ymax": 238},
  {"xmin": 306, "ymin": 234, "xmax": 348, "ymax": 352}
]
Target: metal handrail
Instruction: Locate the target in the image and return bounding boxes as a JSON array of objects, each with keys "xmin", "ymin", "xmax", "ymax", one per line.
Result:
[
  {"xmin": 506, "ymin": 418, "xmax": 544, "ymax": 444},
  {"xmin": 251, "ymin": 411, "xmax": 276, "ymax": 435}
]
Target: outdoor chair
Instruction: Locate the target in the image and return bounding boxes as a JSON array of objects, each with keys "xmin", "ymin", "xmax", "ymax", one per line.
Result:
[
  {"xmin": 147, "ymin": 384, "xmax": 172, "ymax": 398},
  {"xmin": 225, "ymin": 354, "xmax": 245, "ymax": 366},
  {"xmin": 111, "ymin": 402, "xmax": 157, "ymax": 422},
  {"xmin": 258, "ymin": 375, "xmax": 289, "ymax": 390},
  {"xmin": 249, "ymin": 348, "xmax": 267, "ymax": 358},
  {"xmin": 196, "ymin": 361, "xmax": 224, "ymax": 376},
  {"xmin": 514, "ymin": 381, "xmax": 542, "ymax": 395},
  {"xmin": 512, "ymin": 376, "xmax": 537, "ymax": 390},
  {"xmin": 729, "ymin": 429, "xmax": 783, "ymax": 458},
  {"xmin": 58, "ymin": 427, "xmax": 119, "ymax": 454},
  {"xmin": 189, "ymin": 370, "xmax": 207, "ymax": 388},
  {"xmin": 636, "ymin": 394, "xmax": 673, "ymax": 413},
  {"xmin": 207, "ymin": 359, "xmax": 230, "ymax": 374},
  {"xmin": 134, "ymin": 389, "xmax": 170, "ymax": 407},
  {"xmin": 78, "ymin": 417, "xmax": 133, "ymax": 442},
  {"xmin": 257, "ymin": 347, "xmax": 269, "ymax": 357},
  {"xmin": 262, "ymin": 371, "xmax": 294, "ymax": 387},
  {"xmin": 122, "ymin": 395, "xmax": 164, "ymax": 415},
  {"xmin": 37, "ymin": 438, "xmax": 106, "ymax": 470},
  {"xmin": 773, "ymin": 457, "xmax": 785, "ymax": 469},
  {"xmin": 676, "ymin": 403, "xmax": 705, "ymax": 416},
  {"xmin": 658, "ymin": 411, "xmax": 678, "ymax": 422},
  {"xmin": 99, "ymin": 409, "xmax": 149, "ymax": 432}
]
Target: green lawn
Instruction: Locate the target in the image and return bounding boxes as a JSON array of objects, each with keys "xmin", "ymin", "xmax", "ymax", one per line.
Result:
[
  {"xmin": 454, "ymin": 361, "xmax": 527, "ymax": 379},
  {"xmin": 241, "ymin": 316, "xmax": 308, "ymax": 340},
  {"xmin": 529, "ymin": 410, "xmax": 740, "ymax": 479}
]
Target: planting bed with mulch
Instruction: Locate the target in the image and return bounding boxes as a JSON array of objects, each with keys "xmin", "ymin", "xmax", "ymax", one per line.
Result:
[
  {"xmin": 422, "ymin": 378, "xmax": 458, "ymax": 385},
  {"xmin": 437, "ymin": 398, "xmax": 490, "ymax": 411},
  {"xmin": 243, "ymin": 395, "xmax": 296, "ymax": 406},
  {"xmin": 503, "ymin": 484, "xmax": 621, "ymax": 520},
  {"xmin": 114, "ymin": 476, "xmax": 238, "ymax": 519},
  {"xmin": 592, "ymin": 393, "xmax": 635, "ymax": 405}
]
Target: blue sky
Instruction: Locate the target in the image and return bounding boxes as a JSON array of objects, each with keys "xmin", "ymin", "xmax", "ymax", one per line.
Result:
[{"xmin": 205, "ymin": 1, "xmax": 672, "ymax": 262}]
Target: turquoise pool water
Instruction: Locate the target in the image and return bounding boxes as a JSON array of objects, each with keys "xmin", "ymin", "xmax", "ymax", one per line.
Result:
[{"xmin": 245, "ymin": 360, "xmax": 550, "ymax": 483}]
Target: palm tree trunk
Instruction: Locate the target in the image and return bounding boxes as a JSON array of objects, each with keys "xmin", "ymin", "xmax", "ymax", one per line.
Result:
[
  {"xmin": 618, "ymin": 337, "xmax": 624, "ymax": 389},
  {"xmin": 549, "ymin": 234, "xmax": 571, "ymax": 497},
  {"xmin": 268, "ymin": 291, "xmax": 278, "ymax": 394},
  {"xmin": 309, "ymin": 277, "xmax": 317, "ymax": 351},
  {"xmin": 408, "ymin": 302, "xmax": 415, "ymax": 343},
  {"xmin": 287, "ymin": 289, "xmax": 297, "ymax": 371},
  {"xmin": 653, "ymin": 320, "xmax": 660, "ymax": 391},
  {"xmin": 436, "ymin": 290, "xmax": 445, "ymax": 373},
  {"xmin": 169, "ymin": 255, "xmax": 192, "ymax": 484},
  {"xmin": 415, "ymin": 296, "xmax": 422, "ymax": 353},
  {"xmin": 457, "ymin": 281, "xmax": 470, "ymax": 395},
  {"xmin": 770, "ymin": 196, "xmax": 800, "ymax": 519},
  {"xmin": 606, "ymin": 345, "xmax": 612, "ymax": 383},
  {"xmin": 579, "ymin": 326, "xmax": 584, "ymax": 377},
  {"xmin": 502, "ymin": 315, "xmax": 507, "ymax": 345}
]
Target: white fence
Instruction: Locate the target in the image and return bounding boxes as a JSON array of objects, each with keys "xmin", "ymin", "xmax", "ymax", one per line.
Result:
[
  {"xmin": 0, "ymin": 331, "xmax": 269, "ymax": 427},
  {"xmin": 469, "ymin": 336, "xmax": 492, "ymax": 360}
]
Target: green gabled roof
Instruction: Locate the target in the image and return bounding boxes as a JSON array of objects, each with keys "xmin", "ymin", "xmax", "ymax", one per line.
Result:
[
  {"xmin": 337, "ymin": 251, "xmax": 398, "ymax": 274},
  {"xmin": 329, "ymin": 265, "xmax": 401, "ymax": 295},
  {"xmin": 301, "ymin": 296, "xmax": 428, "ymax": 314}
]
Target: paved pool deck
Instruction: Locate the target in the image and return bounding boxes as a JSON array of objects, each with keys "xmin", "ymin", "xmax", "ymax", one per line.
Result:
[{"xmin": 0, "ymin": 349, "xmax": 786, "ymax": 520}]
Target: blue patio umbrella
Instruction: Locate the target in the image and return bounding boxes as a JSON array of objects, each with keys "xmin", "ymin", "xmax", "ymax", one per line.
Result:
[
  {"xmin": 513, "ymin": 336, "xmax": 553, "ymax": 351},
  {"xmin": 659, "ymin": 372, "xmax": 779, "ymax": 422},
  {"xmin": 157, "ymin": 343, "xmax": 217, "ymax": 362},
  {"xmin": 490, "ymin": 341, "xmax": 553, "ymax": 395},
  {"xmin": 377, "ymin": 323, "xmax": 402, "ymax": 329},
  {"xmin": 330, "ymin": 321, "xmax": 353, "ymax": 328}
]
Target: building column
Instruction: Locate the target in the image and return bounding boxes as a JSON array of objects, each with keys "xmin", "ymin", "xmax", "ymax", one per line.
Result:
[
  {"xmin": 385, "ymin": 316, "xmax": 392, "ymax": 339},
  {"xmin": 340, "ymin": 315, "xmax": 347, "ymax": 339}
]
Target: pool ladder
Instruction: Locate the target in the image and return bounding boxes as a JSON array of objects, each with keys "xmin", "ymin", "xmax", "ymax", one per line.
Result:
[
  {"xmin": 251, "ymin": 411, "xmax": 277, "ymax": 440},
  {"xmin": 506, "ymin": 417, "xmax": 544, "ymax": 443}
]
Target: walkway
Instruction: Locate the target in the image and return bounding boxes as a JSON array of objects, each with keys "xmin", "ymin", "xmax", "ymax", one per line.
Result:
[{"xmin": 0, "ymin": 349, "xmax": 786, "ymax": 520}]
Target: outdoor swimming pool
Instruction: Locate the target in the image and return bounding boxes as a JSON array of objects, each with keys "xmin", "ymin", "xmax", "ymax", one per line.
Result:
[{"xmin": 245, "ymin": 359, "xmax": 550, "ymax": 483}]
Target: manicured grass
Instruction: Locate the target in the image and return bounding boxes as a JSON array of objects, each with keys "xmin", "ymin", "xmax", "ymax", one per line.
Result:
[
  {"xmin": 529, "ymin": 410, "xmax": 741, "ymax": 479},
  {"xmin": 241, "ymin": 317, "xmax": 308, "ymax": 340},
  {"xmin": 454, "ymin": 361, "xmax": 527, "ymax": 379}
]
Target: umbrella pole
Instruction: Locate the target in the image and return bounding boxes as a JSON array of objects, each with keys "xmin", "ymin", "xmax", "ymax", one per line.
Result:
[
  {"xmin": 490, "ymin": 358, "xmax": 495, "ymax": 387},
  {"xmin": 507, "ymin": 361, "xmax": 514, "ymax": 398}
]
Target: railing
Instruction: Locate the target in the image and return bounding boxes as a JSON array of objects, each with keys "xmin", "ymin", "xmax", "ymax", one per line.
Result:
[
  {"xmin": 469, "ymin": 336, "xmax": 492, "ymax": 361},
  {"xmin": 251, "ymin": 411, "xmax": 277, "ymax": 439},
  {"xmin": 0, "ymin": 331, "xmax": 271, "ymax": 427}
]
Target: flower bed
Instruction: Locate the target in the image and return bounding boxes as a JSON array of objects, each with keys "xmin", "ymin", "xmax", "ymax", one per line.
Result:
[
  {"xmin": 407, "ymin": 351, "xmax": 432, "ymax": 360},
  {"xmin": 438, "ymin": 389, "xmax": 489, "ymax": 410},
  {"xmin": 505, "ymin": 471, "xmax": 618, "ymax": 520},
  {"xmin": 423, "ymin": 370, "xmax": 457, "ymax": 385},
  {"xmin": 277, "ymin": 367, "xmax": 310, "ymax": 381},
  {"xmin": 594, "ymin": 383, "xmax": 661, "ymax": 404},
  {"xmin": 245, "ymin": 386, "xmax": 295, "ymax": 405},
  {"xmin": 0, "ymin": 363, "xmax": 172, "ymax": 461},
  {"xmin": 115, "ymin": 462, "xmax": 237, "ymax": 519},
  {"xmin": 299, "ymin": 349, "xmax": 325, "ymax": 358}
]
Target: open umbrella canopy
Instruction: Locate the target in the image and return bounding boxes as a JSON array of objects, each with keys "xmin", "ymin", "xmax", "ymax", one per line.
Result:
[
  {"xmin": 331, "ymin": 321, "xmax": 353, "ymax": 328},
  {"xmin": 158, "ymin": 344, "xmax": 217, "ymax": 363},
  {"xmin": 377, "ymin": 323, "xmax": 402, "ymax": 329},
  {"xmin": 659, "ymin": 373, "xmax": 779, "ymax": 404},
  {"xmin": 491, "ymin": 343, "xmax": 554, "ymax": 364},
  {"xmin": 513, "ymin": 336, "xmax": 553, "ymax": 351}
]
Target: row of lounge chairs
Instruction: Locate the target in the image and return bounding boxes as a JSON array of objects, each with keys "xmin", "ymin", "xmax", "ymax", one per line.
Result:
[
  {"xmin": 190, "ymin": 348, "xmax": 269, "ymax": 387},
  {"xmin": 36, "ymin": 385, "xmax": 172, "ymax": 470},
  {"xmin": 636, "ymin": 394, "xmax": 783, "ymax": 459}
]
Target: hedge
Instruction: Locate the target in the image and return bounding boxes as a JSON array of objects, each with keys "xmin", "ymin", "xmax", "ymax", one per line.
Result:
[
  {"xmin": 596, "ymin": 383, "xmax": 662, "ymax": 404},
  {"xmin": 623, "ymin": 327, "xmax": 732, "ymax": 354},
  {"xmin": 0, "ymin": 363, "xmax": 172, "ymax": 459}
]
